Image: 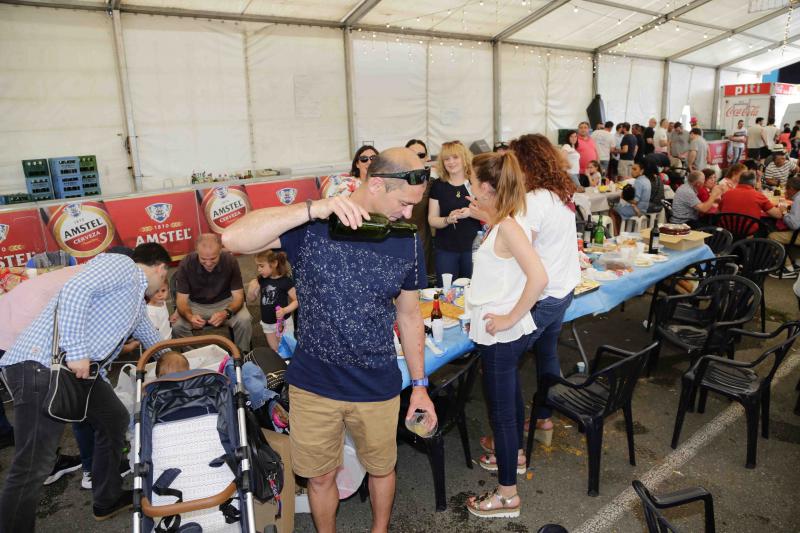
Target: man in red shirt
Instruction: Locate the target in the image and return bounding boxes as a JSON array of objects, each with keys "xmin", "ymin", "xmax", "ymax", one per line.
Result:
[
  {"xmin": 718, "ymin": 171, "xmax": 783, "ymax": 233},
  {"xmin": 576, "ymin": 121, "xmax": 598, "ymax": 174}
]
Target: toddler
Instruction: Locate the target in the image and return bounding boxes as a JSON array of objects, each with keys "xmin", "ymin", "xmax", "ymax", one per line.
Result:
[
  {"xmin": 146, "ymin": 280, "xmax": 172, "ymax": 341},
  {"xmin": 155, "ymin": 350, "xmax": 190, "ymax": 377},
  {"xmin": 247, "ymin": 251, "xmax": 298, "ymax": 351}
]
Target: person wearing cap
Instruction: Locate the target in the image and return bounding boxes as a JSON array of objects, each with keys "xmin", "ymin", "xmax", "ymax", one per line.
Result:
[{"xmin": 763, "ymin": 149, "xmax": 798, "ymax": 188}]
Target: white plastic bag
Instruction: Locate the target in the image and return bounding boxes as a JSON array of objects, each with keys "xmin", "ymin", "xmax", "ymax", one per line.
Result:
[
  {"xmin": 335, "ymin": 430, "xmax": 367, "ymax": 499},
  {"xmin": 113, "ymin": 363, "xmax": 137, "ymax": 418}
]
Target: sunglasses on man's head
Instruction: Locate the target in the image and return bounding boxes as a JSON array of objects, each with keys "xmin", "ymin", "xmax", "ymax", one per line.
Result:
[
  {"xmin": 371, "ymin": 167, "xmax": 430, "ymax": 185},
  {"xmin": 416, "ymin": 152, "xmax": 427, "ymax": 160},
  {"xmin": 359, "ymin": 155, "xmax": 377, "ymax": 163}
]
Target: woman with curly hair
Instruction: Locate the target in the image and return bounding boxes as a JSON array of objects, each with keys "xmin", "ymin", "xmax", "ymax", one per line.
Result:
[{"xmin": 479, "ymin": 133, "xmax": 581, "ymax": 455}]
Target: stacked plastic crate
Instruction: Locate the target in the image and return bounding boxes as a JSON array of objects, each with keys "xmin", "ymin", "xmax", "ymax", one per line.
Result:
[
  {"xmin": 48, "ymin": 157, "xmax": 84, "ymax": 199},
  {"xmin": 22, "ymin": 158, "xmax": 54, "ymax": 201},
  {"xmin": 79, "ymin": 155, "xmax": 101, "ymax": 196}
]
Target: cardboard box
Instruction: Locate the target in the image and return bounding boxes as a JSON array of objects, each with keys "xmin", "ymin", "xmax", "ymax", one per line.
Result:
[{"xmin": 640, "ymin": 229, "xmax": 711, "ymax": 251}]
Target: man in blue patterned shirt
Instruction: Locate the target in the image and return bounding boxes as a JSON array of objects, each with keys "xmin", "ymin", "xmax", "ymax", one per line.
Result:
[
  {"xmin": 0, "ymin": 243, "xmax": 171, "ymax": 531},
  {"xmin": 223, "ymin": 147, "xmax": 436, "ymax": 533}
]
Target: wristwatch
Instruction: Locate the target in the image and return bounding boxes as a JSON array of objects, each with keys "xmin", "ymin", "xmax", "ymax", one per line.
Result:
[
  {"xmin": 224, "ymin": 308, "xmax": 233, "ymax": 319},
  {"xmin": 410, "ymin": 377, "xmax": 429, "ymax": 388}
]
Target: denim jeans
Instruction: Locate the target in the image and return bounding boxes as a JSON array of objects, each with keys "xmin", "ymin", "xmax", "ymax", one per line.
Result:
[
  {"xmin": 731, "ymin": 146, "xmax": 743, "ymax": 165},
  {"xmin": 480, "ymin": 333, "xmax": 532, "ymax": 487},
  {"xmin": 527, "ymin": 293, "xmax": 574, "ymax": 420},
  {"xmin": 73, "ymin": 420, "xmax": 95, "ymax": 472},
  {"xmin": 434, "ymin": 248, "xmax": 473, "ymax": 288},
  {"xmin": 0, "ymin": 361, "xmax": 128, "ymax": 532}
]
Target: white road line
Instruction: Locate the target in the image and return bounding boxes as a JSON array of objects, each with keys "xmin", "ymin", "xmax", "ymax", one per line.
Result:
[{"xmin": 573, "ymin": 349, "xmax": 800, "ymax": 533}]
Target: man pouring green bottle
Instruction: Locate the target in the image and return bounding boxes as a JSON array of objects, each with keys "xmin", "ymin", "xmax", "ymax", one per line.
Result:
[{"xmin": 222, "ymin": 147, "xmax": 436, "ymax": 533}]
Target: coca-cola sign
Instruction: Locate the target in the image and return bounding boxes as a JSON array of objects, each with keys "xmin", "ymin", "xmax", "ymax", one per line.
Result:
[{"xmin": 724, "ymin": 103, "xmax": 760, "ymax": 118}]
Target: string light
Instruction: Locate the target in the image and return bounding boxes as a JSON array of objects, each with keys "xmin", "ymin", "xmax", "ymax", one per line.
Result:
[{"xmin": 573, "ymin": 4, "xmax": 578, "ymax": 13}]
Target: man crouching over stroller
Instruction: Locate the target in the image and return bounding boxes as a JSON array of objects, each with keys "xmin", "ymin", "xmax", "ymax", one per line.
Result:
[
  {"xmin": 223, "ymin": 147, "xmax": 437, "ymax": 533},
  {"xmin": 0, "ymin": 243, "xmax": 171, "ymax": 532}
]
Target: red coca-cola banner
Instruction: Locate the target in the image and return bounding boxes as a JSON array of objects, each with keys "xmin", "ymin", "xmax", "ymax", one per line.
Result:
[
  {"xmin": 244, "ymin": 177, "xmax": 321, "ymax": 209},
  {"xmin": 0, "ymin": 209, "xmax": 48, "ymax": 267},
  {"xmin": 41, "ymin": 201, "xmax": 121, "ymax": 263},
  {"xmin": 104, "ymin": 191, "xmax": 201, "ymax": 260}
]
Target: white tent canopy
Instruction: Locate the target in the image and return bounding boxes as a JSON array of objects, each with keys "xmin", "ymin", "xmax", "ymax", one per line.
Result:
[{"xmin": 0, "ymin": 0, "xmax": 797, "ymax": 194}]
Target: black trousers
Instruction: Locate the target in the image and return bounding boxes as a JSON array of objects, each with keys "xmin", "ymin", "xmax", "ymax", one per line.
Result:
[{"xmin": 0, "ymin": 360, "xmax": 128, "ymax": 533}]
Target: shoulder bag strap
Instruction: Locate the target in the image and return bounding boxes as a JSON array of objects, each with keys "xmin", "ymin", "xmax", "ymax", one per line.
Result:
[{"xmin": 51, "ymin": 299, "xmax": 62, "ymax": 366}]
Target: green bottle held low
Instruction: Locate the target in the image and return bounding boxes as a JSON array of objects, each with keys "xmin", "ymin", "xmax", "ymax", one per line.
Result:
[
  {"xmin": 593, "ymin": 221, "xmax": 605, "ymax": 245},
  {"xmin": 328, "ymin": 212, "xmax": 417, "ymax": 241}
]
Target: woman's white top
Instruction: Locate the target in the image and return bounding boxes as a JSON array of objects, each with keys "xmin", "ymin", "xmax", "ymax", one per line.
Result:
[
  {"xmin": 562, "ymin": 145, "xmax": 581, "ymax": 175},
  {"xmin": 147, "ymin": 302, "xmax": 172, "ymax": 341},
  {"xmin": 524, "ymin": 190, "xmax": 581, "ymax": 300},
  {"xmin": 468, "ymin": 216, "xmax": 536, "ymax": 346}
]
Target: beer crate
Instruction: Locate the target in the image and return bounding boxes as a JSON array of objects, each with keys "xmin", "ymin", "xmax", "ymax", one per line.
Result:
[
  {"xmin": 22, "ymin": 158, "xmax": 50, "ymax": 179},
  {"xmin": 25, "ymin": 175, "xmax": 54, "ymax": 198},
  {"xmin": 81, "ymin": 171, "xmax": 99, "ymax": 187},
  {"xmin": 79, "ymin": 155, "xmax": 97, "ymax": 173},
  {"xmin": 83, "ymin": 185, "xmax": 101, "ymax": 197},
  {"xmin": 53, "ymin": 178, "xmax": 84, "ymax": 199},
  {"xmin": 0, "ymin": 193, "xmax": 31, "ymax": 205},
  {"xmin": 29, "ymin": 191, "xmax": 55, "ymax": 202},
  {"xmin": 48, "ymin": 157, "xmax": 81, "ymax": 179}
]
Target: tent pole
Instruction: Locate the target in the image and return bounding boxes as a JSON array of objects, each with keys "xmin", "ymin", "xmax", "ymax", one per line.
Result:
[
  {"xmin": 592, "ymin": 51, "xmax": 599, "ymax": 97},
  {"xmin": 493, "ymin": 41, "xmax": 501, "ymax": 144},
  {"xmin": 711, "ymin": 67, "xmax": 721, "ymax": 130},
  {"xmin": 110, "ymin": 8, "xmax": 142, "ymax": 192},
  {"xmin": 343, "ymin": 28, "xmax": 356, "ymax": 154},
  {"xmin": 661, "ymin": 60, "xmax": 670, "ymax": 120}
]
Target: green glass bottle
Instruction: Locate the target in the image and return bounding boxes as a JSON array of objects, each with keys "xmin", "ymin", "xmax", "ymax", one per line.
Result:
[
  {"xmin": 328, "ymin": 212, "xmax": 417, "ymax": 241},
  {"xmin": 593, "ymin": 220, "xmax": 605, "ymax": 245}
]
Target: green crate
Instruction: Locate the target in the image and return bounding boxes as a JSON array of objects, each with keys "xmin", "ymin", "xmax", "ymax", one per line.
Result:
[
  {"xmin": 21, "ymin": 159, "xmax": 50, "ymax": 179},
  {"xmin": 83, "ymin": 186, "xmax": 101, "ymax": 197},
  {"xmin": 79, "ymin": 155, "xmax": 97, "ymax": 173},
  {"xmin": 1, "ymin": 193, "xmax": 31, "ymax": 205}
]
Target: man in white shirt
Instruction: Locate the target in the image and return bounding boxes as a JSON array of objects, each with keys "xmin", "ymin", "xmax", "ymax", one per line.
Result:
[
  {"xmin": 653, "ymin": 118, "xmax": 669, "ymax": 154},
  {"xmin": 764, "ymin": 119, "xmax": 779, "ymax": 151},
  {"xmin": 729, "ymin": 119, "xmax": 747, "ymax": 165},
  {"xmin": 591, "ymin": 121, "xmax": 615, "ymax": 175},
  {"xmin": 747, "ymin": 117, "xmax": 768, "ymax": 162}
]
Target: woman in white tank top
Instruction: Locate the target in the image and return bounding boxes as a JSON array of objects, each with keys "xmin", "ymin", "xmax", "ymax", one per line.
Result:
[{"xmin": 465, "ymin": 152, "xmax": 548, "ymax": 519}]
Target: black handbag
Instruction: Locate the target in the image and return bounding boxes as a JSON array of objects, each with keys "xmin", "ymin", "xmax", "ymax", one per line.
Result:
[{"xmin": 43, "ymin": 303, "xmax": 100, "ymax": 423}]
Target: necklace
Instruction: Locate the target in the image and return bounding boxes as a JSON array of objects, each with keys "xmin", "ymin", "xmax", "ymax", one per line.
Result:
[{"xmin": 456, "ymin": 190, "xmax": 461, "ymax": 198}]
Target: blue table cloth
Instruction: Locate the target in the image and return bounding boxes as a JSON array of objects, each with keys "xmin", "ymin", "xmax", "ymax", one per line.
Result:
[
  {"xmin": 277, "ymin": 244, "xmax": 714, "ymax": 386},
  {"xmin": 564, "ymin": 244, "xmax": 715, "ymax": 322}
]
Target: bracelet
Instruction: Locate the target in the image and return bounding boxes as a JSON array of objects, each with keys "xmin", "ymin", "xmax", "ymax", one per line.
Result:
[{"xmin": 305, "ymin": 199, "xmax": 313, "ymax": 222}]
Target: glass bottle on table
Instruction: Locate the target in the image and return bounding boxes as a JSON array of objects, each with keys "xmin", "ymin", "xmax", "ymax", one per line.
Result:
[
  {"xmin": 430, "ymin": 292, "xmax": 444, "ymax": 344},
  {"xmin": 583, "ymin": 213, "xmax": 594, "ymax": 250},
  {"xmin": 328, "ymin": 213, "xmax": 416, "ymax": 241},
  {"xmin": 593, "ymin": 219, "xmax": 605, "ymax": 246}
]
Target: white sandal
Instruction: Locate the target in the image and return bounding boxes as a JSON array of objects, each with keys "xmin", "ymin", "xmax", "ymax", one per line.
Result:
[
  {"xmin": 467, "ymin": 488, "xmax": 521, "ymax": 518},
  {"xmin": 478, "ymin": 453, "xmax": 526, "ymax": 475}
]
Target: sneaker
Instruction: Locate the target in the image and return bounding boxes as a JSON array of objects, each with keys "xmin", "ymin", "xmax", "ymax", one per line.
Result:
[
  {"xmin": 769, "ymin": 266, "xmax": 799, "ymax": 279},
  {"xmin": 43, "ymin": 451, "xmax": 82, "ymax": 485},
  {"xmin": 119, "ymin": 459, "xmax": 132, "ymax": 478},
  {"xmin": 93, "ymin": 490, "xmax": 133, "ymax": 521},
  {"xmin": 81, "ymin": 471, "xmax": 92, "ymax": 490}
]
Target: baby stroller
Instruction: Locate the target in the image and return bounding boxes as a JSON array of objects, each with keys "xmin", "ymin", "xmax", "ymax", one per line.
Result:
[{"xmin": 133, "ymin": 336, "xmax": 257, "ymax": 533}]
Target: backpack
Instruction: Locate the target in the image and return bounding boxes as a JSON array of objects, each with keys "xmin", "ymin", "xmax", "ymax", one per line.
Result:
[
  {"xmin": 648, "ymin": 174, "xmax": 665, "ymax": 212},
  {"xmin": 244, "ymin": 408, "xmax": 284, "ymax": 504}
]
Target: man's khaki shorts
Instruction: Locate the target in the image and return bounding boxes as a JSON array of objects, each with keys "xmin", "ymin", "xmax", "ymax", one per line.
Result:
[{"xmin": 288, "ymin": 385, "xmax": 400, "ymax": 478}]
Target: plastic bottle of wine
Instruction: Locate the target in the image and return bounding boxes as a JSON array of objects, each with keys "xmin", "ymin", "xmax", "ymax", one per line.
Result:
[{"xmin": 328, "ymin": 213, "xmax": 417, "ymax": 241}]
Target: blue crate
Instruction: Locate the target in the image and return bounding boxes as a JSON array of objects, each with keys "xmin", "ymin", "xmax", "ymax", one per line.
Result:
[
  {"xmin": 81, "ymin": 172, "xmax": 99, "ymax": 187},
  {"xmin": 25, "ymin": 175, "xmax": 54, "ymax": 196},
  {"xmin": 53, "ymin": 179, "xmax": 83, "ymax": 199},
  {"xmin": 48, "ymin": 157, "xmax": 81, "ymax": 179},
  {"xmin": 29, "ymin": 191, "xmax": 54, "ymax": 202}
]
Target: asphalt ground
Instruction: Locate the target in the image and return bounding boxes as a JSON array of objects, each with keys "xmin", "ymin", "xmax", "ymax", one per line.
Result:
[{"xmin": 1, "ymin": 260, "xmax": 798, "ymax": 533}]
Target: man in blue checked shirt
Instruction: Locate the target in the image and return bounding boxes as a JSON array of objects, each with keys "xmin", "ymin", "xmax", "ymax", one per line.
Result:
[{"xmin": 0, "ymin": 243, "xmax": 171, "ymax": 532}]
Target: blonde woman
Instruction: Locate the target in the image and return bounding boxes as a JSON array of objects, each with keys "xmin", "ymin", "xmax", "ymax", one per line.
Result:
[
  {"xmin": 428, "ymin": 140, "xmax": 482, "ymax": 286},
  {"xmin": 465, "ymin": 151, "xmax": 548, "ymax": 519}
]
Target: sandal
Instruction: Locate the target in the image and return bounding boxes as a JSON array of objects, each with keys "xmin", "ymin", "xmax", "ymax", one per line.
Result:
[
  {"xmin": 467, "ymin": 488, "xmax": 520, "ymax": 518},
  {"xmin": 478, "ymin": 453, "xmax": 526, "ymax": 475},
  {"xmin": 480, "ymin": 418, "xmax": 555, "ymax": 454}
]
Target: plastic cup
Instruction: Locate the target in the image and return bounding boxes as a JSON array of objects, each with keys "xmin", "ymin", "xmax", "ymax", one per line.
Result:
[
  {"xmin": 405, "ymin": 410, "xmax": 438, "ymax": 438},
  {"xmin": 442, "ymin": 273, "xmax": 453, "ymax": 292},
  {"xmin": 635, "ymin": 242, "xmax": 646, "ymax": 255}
]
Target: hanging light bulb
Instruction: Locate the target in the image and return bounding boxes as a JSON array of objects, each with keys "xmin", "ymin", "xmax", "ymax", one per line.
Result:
[
  {"xmin": 416, "ymin": 17, "xmax": 420, "ymax": 22},
  {"xmin": 573, "ymin": 4, "xmax": 578, "ymax": 13},
  {"xmin": 617, "ymin": 19, "xmax": 622, "ymax": 25},
  {"xmin": 479, "ymin": 0, "xmax": 484, "ymax": 5},
  {"xmin": 675, "ymin": 24, "xmax": 680, "ymax": 32},
  {"xmin": 727, "ymin": 36, "xmax": 732, "ymax": 41},
  {"xmin": 703, "ymin": 33, "xmax": 708, "ymax": 39}
]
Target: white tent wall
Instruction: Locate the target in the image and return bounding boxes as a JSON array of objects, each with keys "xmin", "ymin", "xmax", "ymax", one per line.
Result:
[
  {"xmin": 352, "ymin": 36, "xmax": 427, "ymax": 151},
  {"xmin": 497, "ymin": 44, "xmax": 548, "ymax": 142},
  {"xmin": 498, "ymin": 44, "xmax": 593, "ymax": 143},
  {"xmin": 121, "ymin": 14, "xmax": 252, "ymax": 191},
  {"xmin": 245, "ymin": 24, "xmax": 350, "ymax": 175},
  {"xmin": 0, "ymin": 5, "xmax": 130, "ymax": 195},
  {"xmin": 427, "ymin": 42, "xmax": 493, "ymax": 154},
  {"xmin": 719, "ymin": 70, "xmax": 761, "ymax": 87},
  {"xmin": 667, "ymin": 63, "xmax": 716, "ymax": 128},
  {"xmin": 598, "ymin": 56, "xmax": 664, "ymax": 124}
]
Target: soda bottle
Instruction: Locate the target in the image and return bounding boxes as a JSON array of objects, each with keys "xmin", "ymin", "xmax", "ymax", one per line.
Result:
[
  {"xmin": 593, "ymin": 220, "xmax": 605, "ymax": 246},
  {"xmin": 275, "ymin": 306, "xmax": 285, "ymax": 338},
  {"xmin": 329, "ymin": 213, "xmax": 416, "ymax": 241}
]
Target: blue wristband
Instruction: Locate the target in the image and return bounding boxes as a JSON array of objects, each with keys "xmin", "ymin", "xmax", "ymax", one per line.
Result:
[{"xmin": 411, "ymin": 378, "xmax": 429, "ymax": 387}]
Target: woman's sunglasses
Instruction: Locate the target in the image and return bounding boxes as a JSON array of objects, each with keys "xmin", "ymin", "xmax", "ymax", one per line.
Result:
[{"xmin": 358, "ymin": 155, "xmax": 377, "ymax": 163}]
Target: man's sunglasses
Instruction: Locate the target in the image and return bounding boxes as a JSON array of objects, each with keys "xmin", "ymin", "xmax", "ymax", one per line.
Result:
[
  {"xmin": 358, "ymin": 155, "xmax": 377, "ymax": 163},
  {"xmin": 416, "ymin": 152, "xmax": 427, "ymax": 160},
  {"xmin": 371, "ymin": 167, "xmax": 430, "ymax": 185}
]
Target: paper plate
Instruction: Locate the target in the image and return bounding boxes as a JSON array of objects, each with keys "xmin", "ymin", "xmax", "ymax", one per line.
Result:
[
  {"xmin": 420, "ymin": 288, "xmax": 438, "ymax": 300},
  {"xmin": 424, "ymin": 317, "xmax": 459, "ymax": 329},
  {"xmin": 453, "ymin": 277, "xmax": 471, "ymax": 287}
]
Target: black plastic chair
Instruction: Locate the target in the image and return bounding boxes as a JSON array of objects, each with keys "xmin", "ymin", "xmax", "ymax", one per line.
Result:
[
  {"xmin": 711, "ymin": 212, "xmax": 767, "ymax": 241},
  {"xmin": 650, "ymin": 275, "xmax": 761, "ymax": 376},
  {"xmin": 645, "ymin": 256, "xmax": 739, "ymax": 332},
  {"xmin": 696, "ymin": 226, "xmax": 734, "ymax": 256},
  {"xmin": 632, "ymin": 480, "xmax": 716, "ymax": 533},
  {"xmin": 672, "ymin": 321, "xmax": 800, "ymax": 468},
  {"xmin": 730, "ymin": 238, "xmax": 786, "ymax": 332},
  {"xmin": 525, "ymin": 342, "xmax": 659, "ymax": 496}
]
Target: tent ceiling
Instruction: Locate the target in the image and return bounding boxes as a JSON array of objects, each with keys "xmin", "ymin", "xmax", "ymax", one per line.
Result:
[{"xmin": 2, "ymin": 0, "xmax": 799, "ymax": 73}]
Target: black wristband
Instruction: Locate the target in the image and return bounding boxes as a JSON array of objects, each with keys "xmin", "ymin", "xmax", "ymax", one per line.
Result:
[
  {"xmin": 305, "ymin": 199, "xmax": 313, "ymax": 222},
  {"xmin": 224, "ymin": 308, "xmax": 233, "ymax": 319}
]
